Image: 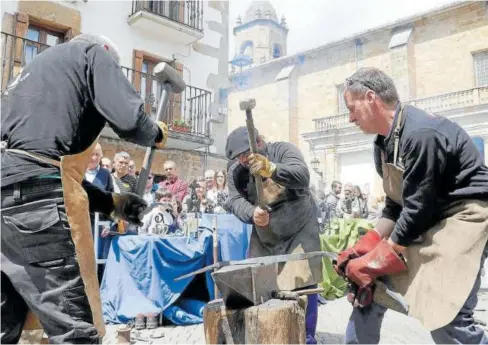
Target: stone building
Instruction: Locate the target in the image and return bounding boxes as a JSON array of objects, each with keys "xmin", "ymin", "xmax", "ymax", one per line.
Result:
[
  {"xmin": 1, "ymin": 0, "xmax": 230, "ymax": 181},
  {"xmin": 227, "ymin": 1, "xmax": 488, "ymax": 198}
]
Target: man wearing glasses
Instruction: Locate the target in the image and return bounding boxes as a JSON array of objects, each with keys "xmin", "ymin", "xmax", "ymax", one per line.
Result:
[
  {"xmin": 225, "ymin": 127, "xmax": 322, "ymax": 344},
  {"xmin": 334, "ymin": 67, "xmax": 488, "ymax": 343}
]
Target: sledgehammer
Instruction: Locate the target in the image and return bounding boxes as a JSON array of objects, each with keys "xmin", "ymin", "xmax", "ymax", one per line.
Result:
[
  {"xmin": 135, "ymin": 63, "xmax": 186, "ymax": 196},
  {"xmin": 239, "ymin": 98, "xmax": 270, "ymax": 211}
]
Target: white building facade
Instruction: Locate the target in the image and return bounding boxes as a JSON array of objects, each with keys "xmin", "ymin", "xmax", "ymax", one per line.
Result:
[{"xmin": 1, "ymin": 0, "xmax": 231, "ymax": 177}]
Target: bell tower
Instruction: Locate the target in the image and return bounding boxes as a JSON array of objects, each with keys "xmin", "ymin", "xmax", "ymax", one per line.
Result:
[{"xmin": 231, "ymin": 1, "xmax": 288, "ymax": 67}]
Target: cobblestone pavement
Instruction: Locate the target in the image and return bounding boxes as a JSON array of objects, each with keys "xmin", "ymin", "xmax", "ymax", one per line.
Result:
[{"xmin": 104, "ymin": 292, "xmax": 488, "ymax": 344}]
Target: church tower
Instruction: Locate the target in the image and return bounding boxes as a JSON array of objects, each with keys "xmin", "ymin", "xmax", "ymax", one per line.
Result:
[{"xmin": 232, "ymin": 1, "xmax": 288, "ymax": 66}]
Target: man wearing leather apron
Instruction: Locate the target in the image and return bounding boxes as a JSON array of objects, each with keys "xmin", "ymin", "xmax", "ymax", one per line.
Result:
[
  {"xmin": 1, "ymin": 33, "xmax": 168, "ymax": 343},
  {"xmin": 225, "ymin": 127, "xmax": 322, "ymax": 344},
  {"xmin": 334, "ymin": 67, "xmax": 488, "ymax": 344}
]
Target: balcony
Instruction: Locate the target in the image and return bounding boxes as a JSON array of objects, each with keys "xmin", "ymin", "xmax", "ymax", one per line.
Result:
[
  {"xmin": 312, "ymin": 86, "xmax": 488, "ymax": 132},
  {"xmin": 303, "ymin": 86, "xmax": 488, "ymax": 154},
  {"xmin": 102, "ymin": 66, "xmax": 213, "ymax": 150},
  {"xmin": 1, "ymin": 32, "xmax": 213, "ymax": 150},
  {"xmin": 128, "ymin": 0, "xmax": 204, "ymax": 45}
]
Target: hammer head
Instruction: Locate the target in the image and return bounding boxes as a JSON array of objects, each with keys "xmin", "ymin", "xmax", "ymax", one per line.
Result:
[
  {"xmin": 153, "ymin": 62, "xmax": 186, "ymax": 94},
  {"xmin": 239, "ymin": 98, "xmax": 256, "ymax": 111}
]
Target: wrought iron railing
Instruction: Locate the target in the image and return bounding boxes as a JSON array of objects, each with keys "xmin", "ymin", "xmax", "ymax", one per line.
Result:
[
  {"xmin": 121, "ymin": 66, "xmax": 211, "ymax": 137},
  {"xmin": 1, "ymin": 32, "xmax": 51, "ymax": 91},
  {"xmin": 131, "ymin": 0, "xmax": 204, "ymax": 32},
  {"xmin": 0, "ymin": 32, "xmax": 212, "ymax": 138},
  {"xmin": 313, "ymin": 86, "xmax": 488, "ymax": 132}
]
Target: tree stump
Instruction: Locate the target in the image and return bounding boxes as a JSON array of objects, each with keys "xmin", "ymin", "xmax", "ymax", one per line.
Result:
[{"xmin": 203, "ymin": 298, "xmax": 306, "ymax": 344}]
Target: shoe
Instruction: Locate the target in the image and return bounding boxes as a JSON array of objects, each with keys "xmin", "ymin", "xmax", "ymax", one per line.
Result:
[
  {"xmin": 135, "ymin": 313, "xmax": 146, "ymax": 330},
  {"xmin": 146, "ymin": 313, "xmax": 159, "ymax": 329}
]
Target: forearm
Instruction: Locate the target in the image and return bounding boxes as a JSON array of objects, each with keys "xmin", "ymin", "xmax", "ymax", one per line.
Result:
[
  {"xmin": 375, "ymin": 218, "xmax": 396, "ymax": 238},
  {"xmin": 271, "ymin": 163, "xmax": 310, "ymax": 189},
  {"xmin": 82, "ymin": 179, "xmax": 114, "ymax": 215},
  {"xmin": 226, "ymin": 197, "xmax": 254, "ymax": 224}
]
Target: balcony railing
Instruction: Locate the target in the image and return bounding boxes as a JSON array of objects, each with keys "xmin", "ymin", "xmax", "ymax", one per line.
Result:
[
  {"xmin": 1, "ymin": 32, "xmax": 212, "ymax": 138},
  {"xmin": 314, "ymin": 86, "xmax": 488, "ymax": 132},
  {"xmin": 121, "ymin": 66, "xmax": 211, "ymax": 138},
  {"xmin": 131, "ymin": 0, "xmax": 203, "ymax": 32},
  {"xmin": 1, "ymin": 32, "xmax": 51, "ymax": 92}
]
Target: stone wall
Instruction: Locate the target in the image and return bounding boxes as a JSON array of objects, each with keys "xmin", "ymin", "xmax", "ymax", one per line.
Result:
[
  {"xmin": 99, "ymin": 138, "xmax": 228, "ymax": 182},
  {"xmin": 227, "ymin": 2, "xmax": 488, "ymax": 190}
]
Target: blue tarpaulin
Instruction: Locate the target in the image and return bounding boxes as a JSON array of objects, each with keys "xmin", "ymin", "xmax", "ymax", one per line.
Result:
[{"xmin": 100, "ymin": 215, "xmax": 252, "ymax": 325}]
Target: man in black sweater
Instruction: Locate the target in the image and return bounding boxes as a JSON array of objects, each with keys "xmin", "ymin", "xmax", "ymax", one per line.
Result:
[
  {"xmin": 225, "ymin": 127, "xmax": 322, "ymax": 344},
  {"xmin": 1, "ymin": 33, "xmax": 168, "ymax": 343},
  {"xmin": 335, "ymin": 67, "xmax": 488, "ymax": 344}
]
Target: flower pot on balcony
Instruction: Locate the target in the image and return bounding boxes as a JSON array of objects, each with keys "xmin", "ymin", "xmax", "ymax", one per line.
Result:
[{"xmin": 171, "ymin": 125, "xmax": 190, "ymax": 133}]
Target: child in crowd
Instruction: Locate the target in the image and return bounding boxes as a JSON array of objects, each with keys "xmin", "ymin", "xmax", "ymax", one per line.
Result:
[{"xmin": 139, "ymin": 189, "xmax": 180, "ymax": 235}]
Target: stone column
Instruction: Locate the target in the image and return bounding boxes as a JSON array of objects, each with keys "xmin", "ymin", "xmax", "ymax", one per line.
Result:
[{"xmin": 325, "ymin": 147, "xmax": 340, "ymax": 187}]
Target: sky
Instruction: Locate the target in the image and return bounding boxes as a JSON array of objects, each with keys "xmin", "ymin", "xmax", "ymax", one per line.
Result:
[{"xmin": 228, "ymin": 0, "xmax": 458, "ymax": 58}]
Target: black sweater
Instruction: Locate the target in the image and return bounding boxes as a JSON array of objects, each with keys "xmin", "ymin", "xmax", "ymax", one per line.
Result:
[{"xmin": 374, "ymin": 104, "xmax": 488, "ymax": 246}]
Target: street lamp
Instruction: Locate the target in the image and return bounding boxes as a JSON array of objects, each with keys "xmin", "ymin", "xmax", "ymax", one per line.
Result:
[{"xmin": 310, "ymin": 157, "xmax": 323, "ymax": 179}]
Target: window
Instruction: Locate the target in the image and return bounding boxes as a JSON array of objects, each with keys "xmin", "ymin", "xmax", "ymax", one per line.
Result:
[
  {"xmin": 474, "ymin": 51, "xmax": 488, "ymax": 87},
  {"xmin": 273, "ymin": 44, "xmax": 281, "ymax": 59},
  {"xmin": 133, "ymin": 50, "xmax": 184, "ymax": 123},
  {"xmin": 24, "ymin": 25, "xmax": 63, "ymax": 65},
  {"xmin": 337, "ymin": 84, "xmax": 347, "ymax": 113}
]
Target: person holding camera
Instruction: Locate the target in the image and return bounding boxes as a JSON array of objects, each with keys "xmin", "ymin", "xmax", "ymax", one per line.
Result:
[{"xmin": 139, "ymin": 189, "xmax": 180, "ymax": 235}]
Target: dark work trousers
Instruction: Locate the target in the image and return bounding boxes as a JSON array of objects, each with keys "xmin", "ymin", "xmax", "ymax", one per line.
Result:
[
  {"xmin": 345, "ymin": 243, "xmax": 488, "ymax": 344},
  {"xmin": 0, "ymin": 179, "xmax": 100, "ymax": 344}
]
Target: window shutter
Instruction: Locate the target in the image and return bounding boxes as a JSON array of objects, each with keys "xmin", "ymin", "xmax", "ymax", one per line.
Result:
[{"xmin": 133, "ymin": 50, "xmax": 144, "ymax": 93}]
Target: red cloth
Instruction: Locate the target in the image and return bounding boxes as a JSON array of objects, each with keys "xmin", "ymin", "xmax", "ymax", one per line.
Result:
[{"xmin": 159, "ymin": 178, "xmax": 188, "ymax": 202}]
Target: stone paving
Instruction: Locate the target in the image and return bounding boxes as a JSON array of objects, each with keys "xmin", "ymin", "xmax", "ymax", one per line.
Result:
[{"xmin": 103, "ymin": 291, "xmax": 488, "ymax": 344}]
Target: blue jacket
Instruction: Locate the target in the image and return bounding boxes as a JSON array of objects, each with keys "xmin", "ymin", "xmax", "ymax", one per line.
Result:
[{"xmin": 91, "ymin": 167, "xmax": 114, "ymax": 193}]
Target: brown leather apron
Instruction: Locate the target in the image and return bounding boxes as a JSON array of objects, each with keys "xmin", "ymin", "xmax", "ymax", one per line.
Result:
[
  {"xmin": 6, "ymin": 141, "xmax": 106, "ymax": 339},
  {"xmin": 249, "ymin": 178, "xmax": 323, "ymax": 291},
  {"xmin": 373, "ymin": 106, "xmax": 488, "ymax": 331}
]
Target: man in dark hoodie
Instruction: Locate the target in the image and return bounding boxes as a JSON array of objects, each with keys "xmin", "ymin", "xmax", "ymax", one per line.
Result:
[{"xmin": 225, "ymin": 127, "xmax": 322, "ymax": 344}]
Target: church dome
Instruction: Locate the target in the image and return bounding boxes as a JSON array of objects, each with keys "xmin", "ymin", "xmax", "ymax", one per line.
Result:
[{"xmin": 243, "ymin": 1, "xmax": 279, "ymax": 24}]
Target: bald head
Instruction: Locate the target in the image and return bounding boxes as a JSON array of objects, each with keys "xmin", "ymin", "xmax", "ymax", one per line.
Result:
[
  {"xmin": 163, "ymin": 160, "xmax": 177, "ymax": 180},
  {"xmin": 88, "ymin": 143, "xmax": 103, "ymax": 170},
  {"xmin": 70, "ymin": 33, "xmax": 121, "ymax": 65}
]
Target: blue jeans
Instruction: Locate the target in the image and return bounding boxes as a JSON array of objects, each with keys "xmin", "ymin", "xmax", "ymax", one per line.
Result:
[
  {"xmin": 306, "ymin": 292, "xmax": 319, "ymax": 344},
  {"xmin": 345, "ymin": 246, "xmax": 488, "ymax": 344}
]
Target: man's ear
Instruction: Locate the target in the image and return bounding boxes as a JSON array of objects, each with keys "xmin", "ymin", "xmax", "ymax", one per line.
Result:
[
  {"xmin": 366, "ymin": 89, "xmax": 376, "ymax": 103},
  {"xmin": 103, "ymin": 44, "xmax": 110, "ymax": 52}
]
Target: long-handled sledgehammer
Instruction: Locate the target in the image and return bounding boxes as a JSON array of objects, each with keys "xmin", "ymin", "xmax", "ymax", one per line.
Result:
[
  {"xmin": 135, "ymin": 62, "xmax": 186, "ymax": 197},
  {"xmin": 239, "ymin": 98, "xmax": 271, "ymax": 212}
]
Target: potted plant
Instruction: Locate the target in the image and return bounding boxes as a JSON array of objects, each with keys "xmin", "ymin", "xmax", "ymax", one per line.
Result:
[{"xmin": 171, "ymin": 119, "xmax": 190, "ymax": 133}]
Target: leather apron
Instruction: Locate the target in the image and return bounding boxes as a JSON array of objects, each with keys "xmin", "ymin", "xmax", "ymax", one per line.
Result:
[
  {"xmin": 6, "ymin": 140, "xmax": 106, "ymax": 338},
  {"xmin": 373, "ymin": 106, "xmax": 488, "ymax": 331},
  {"xmin": 249, "ymin": 178, "xmax": 323, "ymax": 291}
]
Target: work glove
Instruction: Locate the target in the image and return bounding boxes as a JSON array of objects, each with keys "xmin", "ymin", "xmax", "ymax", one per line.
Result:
[
  {"xmin": 334, "ymin": 230, "xmax": 382, "ymax": 276},
  {"xmin": 345, "ymin": 239, "xmax": 407, "ymax": 288},
  {"xmin": 155, "ymin": 121, "xmax": 169, "ymax": 149},
  {"xmin": 111, "ymin": 192, "xmax": 148, "ymax": 226},
  {"xmin": 346, "ymin": 283, "xmax": 375, "ymax": 308},
  {"xmin": 248, "ymin": 153, "xmax": 276, "ymax": 178}
]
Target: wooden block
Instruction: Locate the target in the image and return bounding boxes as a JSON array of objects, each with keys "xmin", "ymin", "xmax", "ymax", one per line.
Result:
[
  {"xmin": 212, "ymin": 263, "xmax": 279, "ymax": 308},
  {"xmin": 203, "ymin": 298, "xmax": 306, "ymax": 344}
]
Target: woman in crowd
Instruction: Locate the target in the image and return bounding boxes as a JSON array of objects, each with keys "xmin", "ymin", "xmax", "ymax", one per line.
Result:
[
  {"xmin": 353, "ymin": 185, "xmax": 369, "ymax": 218},
  {"xmin": 206, "ymin": 170, "xmax": 229, "ymax": 213}
]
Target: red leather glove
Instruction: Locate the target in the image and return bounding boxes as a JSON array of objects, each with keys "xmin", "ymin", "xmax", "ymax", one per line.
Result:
[
  {"xmin": 345, "ymin": 239, "xmax": 407, "ymax": 288},
  {"xmin": 347, "ymin": 283, "xmax": 375, "ymax": 308},
  {"xmin": 334, "ymin": 230, "xmax": 382, "ymax": 276}
]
